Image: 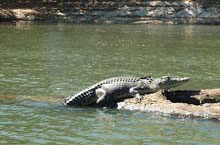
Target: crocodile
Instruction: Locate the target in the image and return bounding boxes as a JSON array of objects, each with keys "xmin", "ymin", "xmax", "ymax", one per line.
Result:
[{"xmin": 64, "ymin": 76, "xmax": 190, "ymax": 107}]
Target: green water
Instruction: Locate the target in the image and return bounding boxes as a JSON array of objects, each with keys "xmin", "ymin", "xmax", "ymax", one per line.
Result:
[{"xmin": 0, "ymin": 23, "xmax": 220, "ymax": 144}]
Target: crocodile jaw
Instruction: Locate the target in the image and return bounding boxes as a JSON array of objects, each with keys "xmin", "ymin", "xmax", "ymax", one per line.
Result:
[{"xmin": 153, "ymin": 76, "xmax": 190, "ymax": 90}]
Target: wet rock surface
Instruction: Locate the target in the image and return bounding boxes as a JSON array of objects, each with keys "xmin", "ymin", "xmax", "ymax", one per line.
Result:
[
  {"xmin": 0, "ymin": 0, "xmax": 220, "ymax": 24},
  {"xmin": 117, "ymin": 89, "xmax": 220, "ymax": 120}
]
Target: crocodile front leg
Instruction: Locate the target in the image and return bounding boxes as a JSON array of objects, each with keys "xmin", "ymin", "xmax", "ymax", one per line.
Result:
[
  {"xmin": 129, "ymin": 81, "xmax": 148, "ymax": 99},
  {"xmin": 129, "ymin": 87, "xmax": 142, "ymax": 99}
]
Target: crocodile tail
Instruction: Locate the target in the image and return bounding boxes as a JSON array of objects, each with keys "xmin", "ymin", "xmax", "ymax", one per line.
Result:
[{"xmin": 64, "ymin": 84, "xmax": 101, "ymax": 106}]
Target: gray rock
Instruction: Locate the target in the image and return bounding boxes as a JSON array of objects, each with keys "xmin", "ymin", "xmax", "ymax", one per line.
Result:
[{"xmin": 200, "ymin": 7, "xmax": 220, "ymax": 18}]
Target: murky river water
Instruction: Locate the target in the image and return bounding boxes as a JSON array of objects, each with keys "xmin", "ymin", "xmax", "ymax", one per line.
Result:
[{"xmin": 0, "ymin": 23, "xmax": 220, "ymax": 144}]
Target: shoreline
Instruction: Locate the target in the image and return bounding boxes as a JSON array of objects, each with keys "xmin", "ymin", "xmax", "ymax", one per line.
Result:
[{"xmin": 1, "ymin": 0, "xmax": 220, "ymax": 25}]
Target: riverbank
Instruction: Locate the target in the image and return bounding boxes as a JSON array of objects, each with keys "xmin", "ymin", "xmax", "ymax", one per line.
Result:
[{"xmin": 0, "ymin": 0, "xmax": 220, "ymax": 24}]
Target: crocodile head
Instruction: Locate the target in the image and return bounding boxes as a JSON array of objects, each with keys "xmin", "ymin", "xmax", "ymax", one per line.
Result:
[{"xmin": 153, "ymin": 76, "xmax": 190, "ymax": 90}]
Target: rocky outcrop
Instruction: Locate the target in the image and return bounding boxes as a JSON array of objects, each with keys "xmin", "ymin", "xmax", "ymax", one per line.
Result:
[
  {"xmin": 117, "ymin": 89, "xmax": 220, "ymax": 120},
  {"xmin": 0, "ymin": 0, "xmax": 220, "ymax": 24}
]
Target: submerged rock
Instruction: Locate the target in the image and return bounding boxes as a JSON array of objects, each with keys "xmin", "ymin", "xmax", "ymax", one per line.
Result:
[{"xmin": 117, "ymin": 89, "xmax": 220, "ymax": 120}]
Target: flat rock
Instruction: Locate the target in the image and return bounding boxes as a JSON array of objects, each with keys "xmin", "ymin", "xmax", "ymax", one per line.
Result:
[{"xmin": 117, "ymin": 89, "xmax": 220, "ymax": 120}]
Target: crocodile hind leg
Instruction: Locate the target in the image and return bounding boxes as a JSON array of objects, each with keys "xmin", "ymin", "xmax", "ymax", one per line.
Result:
[
  {"xmin": 95, "ymin": 88, "xmax": 117, "ymax": 108},
  {"xmin": 95, "ymin": 88, "xmax": 108, "ymax": 105}
]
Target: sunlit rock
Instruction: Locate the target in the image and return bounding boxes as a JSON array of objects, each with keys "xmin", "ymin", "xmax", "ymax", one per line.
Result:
[{"xmin": 117, "ymin": 89, "xmax": 220, "ymax": 120}]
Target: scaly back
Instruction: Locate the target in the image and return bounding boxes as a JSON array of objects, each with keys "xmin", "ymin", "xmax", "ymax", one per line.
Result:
[{"xmin": 64, "ymin": 76, "xmax": 145, "ymax": 106}]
